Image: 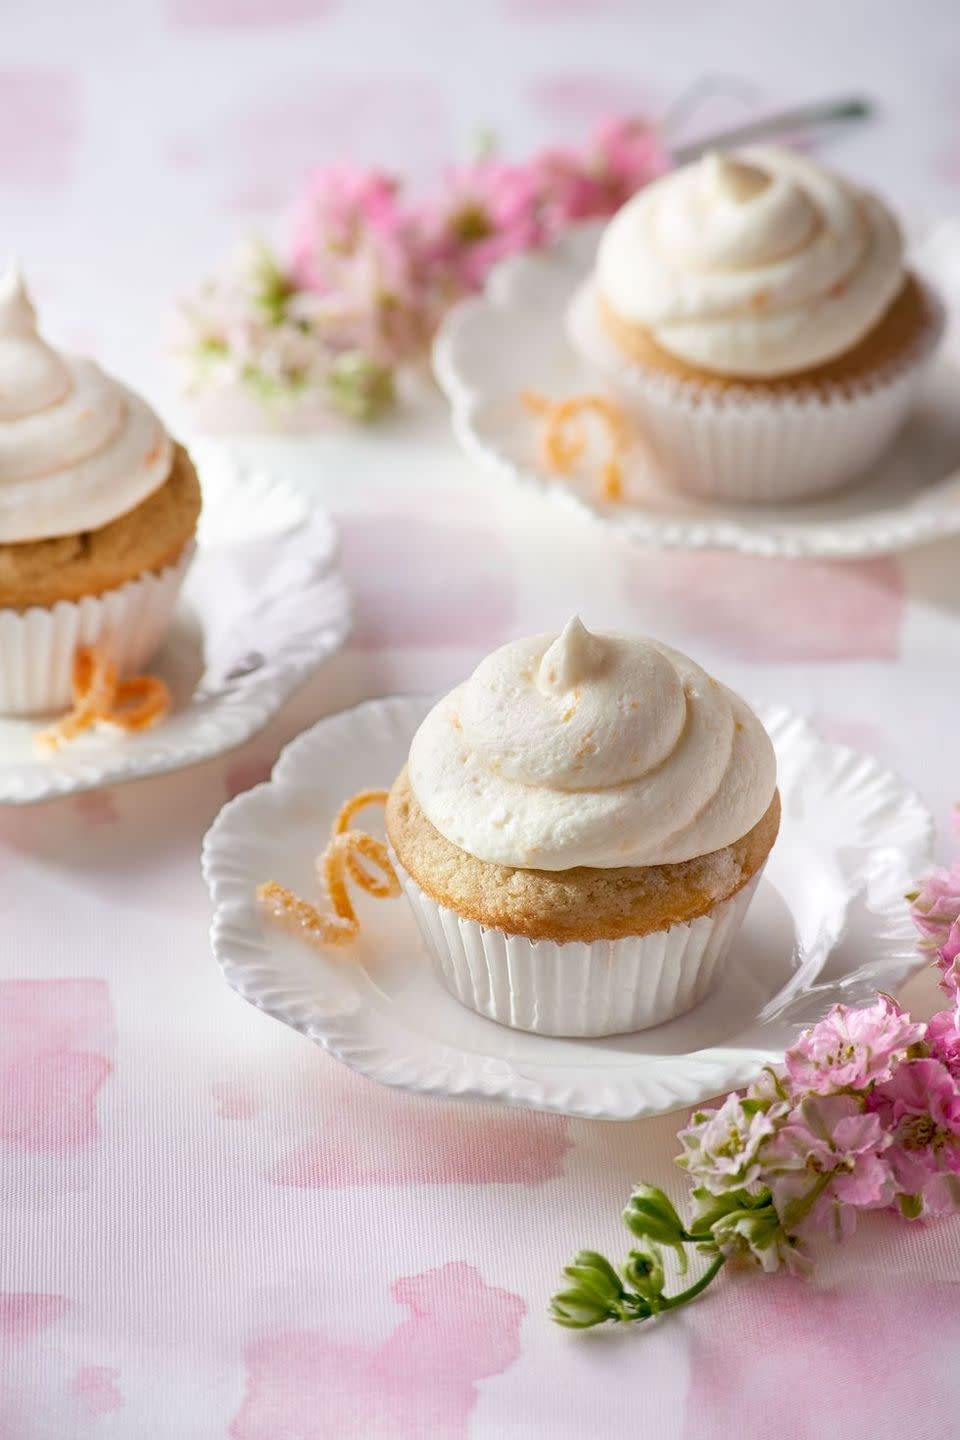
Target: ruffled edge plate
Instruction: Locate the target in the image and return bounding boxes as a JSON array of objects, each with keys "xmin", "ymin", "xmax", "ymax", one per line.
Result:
[
  {"xmin": 0, "ymin": 443, "xmax": 350, "ymax": 803},
  {"xmin": 433, "ymin": 219, "xmax": 960, "ymax": 558},
  {"xmin": 203, "ymin": 695, "xmax": 933, "ymax": 1121}
]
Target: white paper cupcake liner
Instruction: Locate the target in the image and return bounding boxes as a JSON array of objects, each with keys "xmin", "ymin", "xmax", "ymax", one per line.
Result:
[
  {"xmin": 393, "ymin": 852, "xmax": 761, "ymax": 1037},
  {"xmin": 0, "ymin": 544, "xmax": 194, "ymax": 716},
  {"xmin": 567, "ymin": 280, "xmax": 945, "ymax": 504}
]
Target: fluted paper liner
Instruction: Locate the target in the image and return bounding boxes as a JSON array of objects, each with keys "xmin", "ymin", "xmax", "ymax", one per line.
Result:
[
  {"xmin": 0, "ymin": 545, "xmax": 194, "ymax": 716},
  {"xmin": 393, "ymin": 851, "xmax": 762, "ymax": 1037},
  {"xmin": 567, "ymin": 281, "xmax": 944, "ymax": 504}
]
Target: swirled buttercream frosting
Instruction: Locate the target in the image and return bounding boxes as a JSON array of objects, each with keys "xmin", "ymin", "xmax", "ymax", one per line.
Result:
[
  {"xmin": 407, "ymin": 617, "xmax": 777, "ymax": 869},
  {"xmin": 0, "ymin": 268, "xmax": 172, "ymax": 543},
  {"xmin": 595, "ymin": 147, "xmax": 904, "ymax": 378}
]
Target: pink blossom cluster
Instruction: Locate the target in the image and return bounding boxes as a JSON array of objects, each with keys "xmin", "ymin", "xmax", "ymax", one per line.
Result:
[
  {"xmin": 289, "ymin": 117, "xmax": 665, "ymax": 307},
  {"xmin": 908, "ymin": 824, "xmax": 960, "ymax": 999},
  {"xmin": 679, "ymin": 993, "xmax": 960, "ymax": 1273},
  {"xmin": 676, "ymin": 821, "xmax": 960, "ymax": 1275},
  {"xmin": 178, "ymin": 118, "xmax": 665, "ymax": 420},
  {"xmin": 554, "ymin": 818, "xmax": 960, "ymax": 1330}
]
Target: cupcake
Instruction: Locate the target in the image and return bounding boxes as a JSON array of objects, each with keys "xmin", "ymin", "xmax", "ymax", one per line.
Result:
[
  {"xmin": 0, "ymin": 269, "xmax": 201, "ymax": 714},
  {"xmin": 386, "ymin": 617, "xmax": 779, "ymax": 1037},
  {"xmin": 567, "ymin": 148, "xmax": 943, "ymax": 503}
]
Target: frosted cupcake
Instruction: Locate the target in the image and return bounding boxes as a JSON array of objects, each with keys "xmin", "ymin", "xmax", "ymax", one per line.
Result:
[
  {"xmin": 387, "ymin": 618, "xmax": 779, "ymax": 1037},
  {"xmin": 567, "ymin": 148, "xmax": 943, "ymax": 503},
  {"xmin": 0, "ymin": 269, "xmax": 201, "ymax": 714}
]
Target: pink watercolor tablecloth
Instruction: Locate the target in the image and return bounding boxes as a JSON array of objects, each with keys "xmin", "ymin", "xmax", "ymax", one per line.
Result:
[{"xmin": 4, "ymin": 3, "xmax": 960, "ymax": 1437}]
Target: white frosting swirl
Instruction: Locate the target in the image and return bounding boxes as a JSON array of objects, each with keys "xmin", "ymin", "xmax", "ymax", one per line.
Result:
[
  {"xmin": 0, "ymin": 268, "xmax": 172, "ymax": 543},
  {"xmin": 596, "ymin": 148, "xmax": 904, "ymax": 377},
  {"xmin": 408, "ymin": 618, "xmax": 777, "ymax": 870}
]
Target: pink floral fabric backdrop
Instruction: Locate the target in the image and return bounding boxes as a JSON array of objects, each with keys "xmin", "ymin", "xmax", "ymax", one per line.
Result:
[{"xmin": 3, "ymin": 2, "xmax": 960, "ymax": 1436}]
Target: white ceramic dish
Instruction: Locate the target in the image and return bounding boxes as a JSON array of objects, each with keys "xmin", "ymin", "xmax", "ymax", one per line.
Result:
[
  {"xmin": 0, "ymin": 445, "xmax": 350, "ymax": 804},
  {"xmin": 203, "ymin": 696, "xmax": 933, "ymax": 1122},
  {"xmin": 434, "ymin": 220, "xmax": 960, "ymax": 558}
]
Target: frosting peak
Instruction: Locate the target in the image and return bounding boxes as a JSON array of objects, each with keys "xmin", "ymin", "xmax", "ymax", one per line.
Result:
[
  {"xmin": 596, "ymin": 147, "xmax": 904, "ymax": 377},
  {"xmin": 0, "ymin": 266, "xmax": 71, "ymax": 423},
  {"xmin": 0, "ymin": 266, "xmax": 41, "ymax": 336},
  {"xmin": 408, "ymin": 621, "xmax": 776, "ymax": 870},
  {"xmin": 537, "ymin": 615, "xmax": 605, "ymax": 694},
  {"xmin": 0, "ymin": 270, "xmax": 172, "ymax": 542},
  {"xmin": 701, "ymin": 152, "xmax": 769, "ymax": 205}
]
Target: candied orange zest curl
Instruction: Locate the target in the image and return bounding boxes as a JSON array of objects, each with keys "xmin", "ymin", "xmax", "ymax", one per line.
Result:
[
  {"xmin": 256, "ymin": 880, "xmax": 358, "ymax": 947},
  {"xmin": 36, "ymin": 645, "xmax": 171, "ymax": 752},
  {"xmin": 601, "ymin": 458, "xmax": 623, "ymax": 502},
  {"xmin": 325, "ymin": 829, "xmax": 401, "ymax": 904},
  {"xmin": 35, "ymin": 710, "xmax": 93, "ymax": 752},
  {"xmin": 332, "ymin": 788, "xmax": 391, "ymax": 888},
  {"xmin": 333, "ymin": 787, "xmax": 390, "ymax": 835},
  {"xmin": 257, "ymin": 791, "xmax": 399, "ymax": 954},
  {"xmin": 72, "ymin": 647, "xmax": 118, "ymax": 716},
  {"xmin": 522, "ymin": 390, "xmax": 629, "ymax": 503},
  {"xmin": 101, "ymin": 675, "xmax": 171, "ymax": 734}
]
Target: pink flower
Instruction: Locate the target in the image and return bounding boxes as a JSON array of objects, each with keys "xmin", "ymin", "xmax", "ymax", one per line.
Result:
[
  {"xmin": 708, "ymin": 1202, "xmax": 813, "ymax": 1276},
  {"xmin": 183, "ymin": 111, "xmax": 670, "ymax": 422},
  {"xmin": 529, "ymin": 148, "xmax": 609, "ymax": 226},
  {"xmin": 910, "ymin": 854, "xmax": 960, "ymax": 998},
  {"xmin": 533, "ymin": 118, "xmax": 667, "ymax": 232},
  {"xmin": 765, "ymin": 1095, "xmax": 893, "ymax": 1242},
  {"xmin": 287, "ymin": 167, "xmax": 436, "ymax": 366},
  {"xmin": 927, "ymin": 1008, "xmax": 960, "ymax": 1073},
  {"xmin": 870, "ymin": 1058, "xmax": 960, "ymax": 1212},
  {"xmin": 937, "ymin": 921, "xmax": 960, "ymax": 1000},
  {"xmin": 290, "ymin": 167, "xmax": 404, "ymax": 291},
  {"xmin": 784, "ymin": 997, "xmax": 925, "ymax": 1095},
  {"xmin": 910, "ymin": 861, "xmax": 960, "ymax": 954},
  {"xmin": 677, "ymin": 1092, "xmax": 782, "ymax": 1194},
  {"xmin": 416, "ymin": 159, "xmax": 546, "ymax": 293},
  {"xmin": 302, "ymin": 236, "xmax": 429, "ymax": 363},
  {"xmin": 589, "ymin": 115, "xmax": 668, "ymax": 202},
  {"xmin": 942, "ymin": 919, "xmax": 960, "ymax": 963},
  {"xmin": 176, "ymin": 240, "xmax": 357, "ymax": 401}
]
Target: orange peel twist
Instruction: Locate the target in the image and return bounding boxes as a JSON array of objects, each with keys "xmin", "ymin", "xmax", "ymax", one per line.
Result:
[
  {"xmin": 332, "ymin": 788, "xmax": 391, "ymax": 889},
  {"xmin": 101, "ymin": 675, "xmax": 171, "ymax": 734},
  {"xmin": 257, "ymin": 790, "xmax": 399, "ymax": 952},
  {"xmin": 36, "ymin": 645, "xmax": 171, "ymax": 752},
  {"xmin": 522, "ymin": 390, "xmax": 629, "ymax": 502},
  {"xmin": 256, "ymin": 880, "xmax": 358, "ymax": 947}
]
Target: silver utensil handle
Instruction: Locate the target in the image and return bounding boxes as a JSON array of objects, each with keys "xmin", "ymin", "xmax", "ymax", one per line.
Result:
[{"xmin": 670, "ymin": 96, "xmax": 872, "ymax": 164}]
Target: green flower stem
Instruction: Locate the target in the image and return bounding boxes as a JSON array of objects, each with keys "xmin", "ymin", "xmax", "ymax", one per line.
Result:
[
  {"xmin": 550, "ymin": 1241, "xmax": 727, "ymax": 1328},
  {"xmin": 659, "ymin": 1253, "xmax": 726, "ymax": 1311}
]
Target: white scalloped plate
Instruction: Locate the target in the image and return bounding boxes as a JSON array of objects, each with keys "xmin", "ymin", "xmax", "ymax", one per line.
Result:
[
  {"xmin": 203, "ymin": 696, "xmax": 933, "ymax": 1121},
  {"xmin": 434, "ymin": 220, "xmax": 960, "ymax": 558},
  {"xmin": 0, "ymin": 445, "xmax": 350, "ymax": 803}
]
